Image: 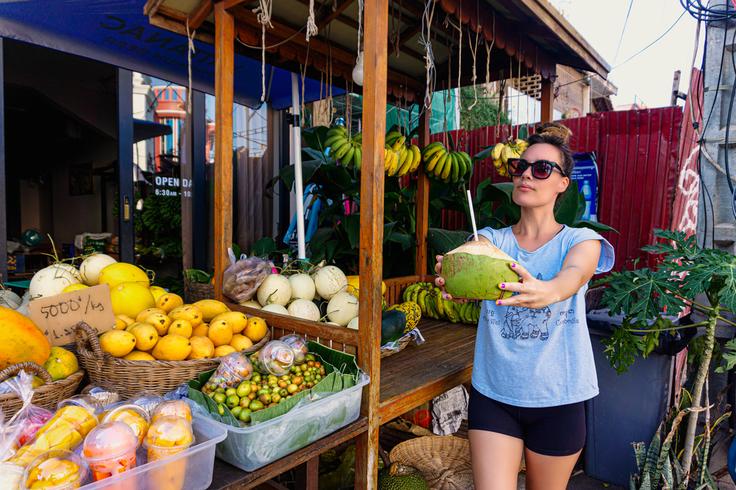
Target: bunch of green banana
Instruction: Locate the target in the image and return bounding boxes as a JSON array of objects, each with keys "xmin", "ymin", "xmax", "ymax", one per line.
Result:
[
  {"xmin": 384, "ymin": 131, "xmax": 422, "ymax": 177},
  {"xmin": 489, "ymin": 138, "xmax": 529, "ymax": 177},
  {"xmin": 421, "ymin": 142, "xmax": 474, "ymax": 183},
  {"xmin": 402, "ymin": 282, "xmax": 481, "ymax": 324},
  {"xmin": 324, "ymin": 125, "xmax": 363, "ymax": 170}
]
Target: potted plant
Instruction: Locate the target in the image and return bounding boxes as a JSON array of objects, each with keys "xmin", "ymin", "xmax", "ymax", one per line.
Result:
[{"xmin": 600, "ymin": 229, "xmax": 736, "ymax": 486}]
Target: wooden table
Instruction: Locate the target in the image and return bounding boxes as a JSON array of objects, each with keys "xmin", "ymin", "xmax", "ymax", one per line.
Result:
[{"xmin": 209, "ymin": 319, "xmax": 476, "ymax": 489}]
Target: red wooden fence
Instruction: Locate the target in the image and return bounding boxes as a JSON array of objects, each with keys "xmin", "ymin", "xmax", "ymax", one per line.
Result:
[{"xmin": 433, "ymin": 107, "xmax": 684, "ymax": 271}]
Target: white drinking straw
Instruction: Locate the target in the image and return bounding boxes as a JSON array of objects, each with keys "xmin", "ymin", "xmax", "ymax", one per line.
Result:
[{"xmin": 467, "ymin": 189, "xmax": 479, "ymax": 241}]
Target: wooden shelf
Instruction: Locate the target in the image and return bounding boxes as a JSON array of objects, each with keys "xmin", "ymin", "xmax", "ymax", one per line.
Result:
[
  {"xmin": 379, "ymin": 319, "xmax": 476, "ymax": 423},
  {"xmin": 209, "ymin": 418, "xmax": 368, "ymax": 489}
]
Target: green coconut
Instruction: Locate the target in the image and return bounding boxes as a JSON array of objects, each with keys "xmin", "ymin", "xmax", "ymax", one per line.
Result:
[{"xmin": 442, "ymin": 239, "xmax": 518, "ymax": 300}]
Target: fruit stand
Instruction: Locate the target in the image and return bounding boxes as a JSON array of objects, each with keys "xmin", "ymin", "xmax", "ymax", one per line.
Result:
[{"xmin": 141, "ymin": 0, "xmax": 610, "ymax": 487}]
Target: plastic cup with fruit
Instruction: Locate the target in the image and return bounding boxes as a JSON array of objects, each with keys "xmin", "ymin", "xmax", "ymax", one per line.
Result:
[
  {"xmin": 279, "ymin": 334, "xmax": 309, "ymax": 365},
  {"xmin": 151, "ymin": 400, "xmax": 192, "ymax": 424},
  {"xmin": 202, "ymin": 353, "xmax": 253, "ymax": 394},
  {"xmin": 82, "ymin": 422, "xmax": 138, "ymax": 482},
  {"xmin": 144, "ymin": 415, "xmax": 195, "ymax": 461},
  {"xmin": 100, "ymin": 404, "xmax": 150, "ymax": 447},
  {"xmin": 253, "ymin": 340, "xmax": 295, "ymax": 376},
  {"xmin": 22, "ymin": 449, "xmax": 88, "ymax": 490}
]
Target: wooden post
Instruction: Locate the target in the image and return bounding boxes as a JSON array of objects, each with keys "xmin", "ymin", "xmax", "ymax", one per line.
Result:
[
  {"xmin": 213, "ymin": 2, "xmax": 234, "ymax": 300},
  {"xmin": 540, "ymin": 76, "xmax": 554, "ymax": 123},
  {"xmin": 116, "ymin": 68, "xmax": 135, "ymax": 263},
  {"xmin": 355, "ymin": 0, "xmax": 389, "ymax": 486},
  {"xmin": 415, "ymin": 109, "xmax": 431, "ymax": 276},
  {"xmin": 181, "ymin": 95, "xmax": 194, "ymax": 271},
  {"xmin": 0, "ymin": 39, "xmax": 5, "ymax": 282}
]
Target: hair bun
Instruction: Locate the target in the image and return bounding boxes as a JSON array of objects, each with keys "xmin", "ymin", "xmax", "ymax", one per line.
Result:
[{"xmin": 536, "ymin": 122, "xmax": 572, "ymax": 146}]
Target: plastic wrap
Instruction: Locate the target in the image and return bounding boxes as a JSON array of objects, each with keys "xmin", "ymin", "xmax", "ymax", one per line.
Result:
[
  {"xmin": 202, "ymin": 353, "xmax": 253, "ymax": 393},
  {"xmin": 0, "ymin": 371, "xmax": 53, "ymax": 458},
  {"xmin": 251, "ymin": 341, "xmax": 294, "ymax": 376},
  {"xmin": 222, "ymin": 252, "xmax": 274, "ymax": 303}
]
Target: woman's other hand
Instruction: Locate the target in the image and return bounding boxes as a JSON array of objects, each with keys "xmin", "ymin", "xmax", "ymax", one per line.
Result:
[{"xmin": 495, "ymin": 262, "xmax": 560, "ymax": 309}]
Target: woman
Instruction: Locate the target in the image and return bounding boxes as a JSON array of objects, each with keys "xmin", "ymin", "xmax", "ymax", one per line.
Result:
[{"xmin": 435, "ymin": 123, "xmax": 615, "ymax": 489}]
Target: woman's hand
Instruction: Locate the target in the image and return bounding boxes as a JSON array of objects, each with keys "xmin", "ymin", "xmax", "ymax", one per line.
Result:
[
  {"xmin": 496, "ymin": 262, "xmax": 561, "ymax": 309},
  {"xmin": 434, "ymin": 255, "xmax": 469, "ymax": 303}
]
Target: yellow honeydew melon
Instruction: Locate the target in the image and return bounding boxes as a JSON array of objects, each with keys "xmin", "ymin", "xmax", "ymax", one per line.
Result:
[
  {"xmin": 312, "ymin": 265, "xmax": 347, "ymax": 300},
  {"xmin": 98, "ymin": 262, "xmax": 150, "ymax": 289},
  {"xmin": 256, "ymin": 275, "xmax": 292, "ymax": 306},
  {"xmin": 79, "ymin": 254, "xmax": 117, "ymax": 286}
]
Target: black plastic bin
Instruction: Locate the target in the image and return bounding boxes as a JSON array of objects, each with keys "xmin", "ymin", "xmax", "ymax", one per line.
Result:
[{"xmin": 584, "ymin": 311, "xmax": 674, "ymax": 487}]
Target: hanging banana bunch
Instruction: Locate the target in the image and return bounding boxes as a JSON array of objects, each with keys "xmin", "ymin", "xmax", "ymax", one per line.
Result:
[
  {"xmin": 384, "ymin": 131, "xmax": 422, "ymax": 177},
  {"xmin": 420, "ymin": 142, "xmax": 474, "ymax": 183},
  {"xmin": 324, "ymin": 125, "xmax": 363, "ymax": 170},
  {"xmin": 489, "ymin": 138, "xmax": 529, "ymax": 177},
  {"xmin": 402, "ymin": 282, "xmax": 482, "ymax": 324}
]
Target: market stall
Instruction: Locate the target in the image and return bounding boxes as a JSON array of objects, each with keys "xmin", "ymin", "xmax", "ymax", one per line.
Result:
[{"xmin": 139, "ymin": 0, "xmax": 611, "ymax": 487}]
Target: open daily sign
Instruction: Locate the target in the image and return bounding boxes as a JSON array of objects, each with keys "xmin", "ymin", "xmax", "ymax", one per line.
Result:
[{"xmin": 29, "ymin": 284, "xmax": 115, "ymax": 346}]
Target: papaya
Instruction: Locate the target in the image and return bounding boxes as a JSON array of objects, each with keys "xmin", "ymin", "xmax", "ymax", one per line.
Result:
[{"xmin": 0, "ymin": 306, "xmax": 51, "ymax": 370}]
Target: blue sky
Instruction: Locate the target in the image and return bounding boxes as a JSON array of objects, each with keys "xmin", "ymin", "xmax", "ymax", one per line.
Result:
[{"xmin": 549, "ymin": 0, "xmax": 701, "ymax": 108}]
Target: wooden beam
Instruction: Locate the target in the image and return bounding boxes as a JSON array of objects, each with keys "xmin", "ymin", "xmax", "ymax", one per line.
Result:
[
  {"xmin": 316, "ymin": 0, "xmax": 355, "ymax": 29},
  {"xmin": 223, "ymin": 0, "xmax": 247, "ymax": 9},
  {"xmin": 415, "ymin": 110, "xmax": 430, "ymax": 277},
  {"xmin": 213, "ymin": 2, "xmax": 234, "ymax": 301},
  {"xmin": 143, "ymin": 0, "xmax": 165, "ymax": 16},
  {"xmin": 540, "ymin": 76, "xmax": 554, "ymax": 123},
  {"xmin": 231, "ymin": 8, "xmax": 422, "ymax": 93},
  {"xmin": 188, "ymin": 0, "xmax": 213, "ymax": 30},
  {"xmin": 354, "ymin": 0, "xmax": 389, "ymax": 487},
  {"xmin": 149, "ymin": 13, "xmax": 215, "ymax": 45}
]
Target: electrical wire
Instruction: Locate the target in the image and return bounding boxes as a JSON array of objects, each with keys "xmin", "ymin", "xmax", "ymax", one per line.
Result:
[
  {"xmin": 611, "ymin": 10, "xmax": 687, "ymax": 70},
  {"xmin": 613, "ymin": 0, "xmax": 635, "ymax": 64},
  {"xmin": 680, "ymin": 0, "xmax": 736, "ymax": 22},
  {"xmin": 724, "ymin": 26, "xmax": 736, "ymax": 195}
]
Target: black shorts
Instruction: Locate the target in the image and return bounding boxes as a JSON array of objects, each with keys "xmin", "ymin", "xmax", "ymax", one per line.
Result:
[{"xmin": 468, "ymin": 386, "xmax": 586, "ymax": 456}]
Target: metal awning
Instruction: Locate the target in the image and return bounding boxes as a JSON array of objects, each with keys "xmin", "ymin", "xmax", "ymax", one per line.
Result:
[{"xmin": 0, "ymin": 0, "xmax": 342, "ymax": 109}]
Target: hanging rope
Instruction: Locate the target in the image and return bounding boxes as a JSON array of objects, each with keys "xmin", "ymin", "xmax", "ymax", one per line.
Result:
[
  {"xmin": 419, "ymin": 0, "xmax": 437, "ymax": 110},
  {"xmin": 467, "ymin": 2, "xmax": 481, "ymax": 111},
  {"xmin": 485, "ymin": 14, "xmax": 495, "ymax": 87},
  {"xmin": 253, "ymin": 0, "xmax": 273, "ymax": 102},
  {"xmin": 306, "ymin": 0, "xmax": 318, "ymax": 41},
  {"xmin": 185, "ymin": 18, "xmax": 196, "ymax": 115},
  {"xmin": 356, "ymin": 0, "xmax": 363, "ymax": 54}
]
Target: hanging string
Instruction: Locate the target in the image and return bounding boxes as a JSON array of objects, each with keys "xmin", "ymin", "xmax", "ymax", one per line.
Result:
[
  {"xmin": 485, "ymin": 13, "xmax": 495, "ymax": 87},
  {"xmin": 419, "ymin": 0, "xmax": 437, "ymax": 110},
  {"xmin": 455, "ymin": 18, "xmax": 463, "ymax": 110},
  {"xmin": 467, "ymin": 2, "xmax": 481, "ymax": 111},
  {"xmin": 356, "ymin": 0, "xmax": 363, "ymax": 55},
  {"xmin": 516, "ymin": 40, "xmax": 522, "ymax": 136},
  {"xmin": 253, "ymin": 0, "xmax": 273, "ymax": 102},
  {"xmin": 185, "ymin": 18, "xmax": 196, "ymax": 115},
  {"xmin": 306, "ymin": 0, "xmax": 318, "ymax": 41}
]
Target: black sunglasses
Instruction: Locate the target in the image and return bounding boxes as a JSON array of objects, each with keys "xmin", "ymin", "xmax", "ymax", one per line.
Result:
[{"xmin": 506, "ymin": 158, "xmax": 568, "ymax": 179}]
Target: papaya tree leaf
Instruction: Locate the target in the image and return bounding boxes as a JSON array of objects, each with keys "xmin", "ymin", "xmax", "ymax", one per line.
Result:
[
  {"xmin": 342, "ymin": 215, "xmax": 361, "ymax": 250},
  {"xmin": 302, "ymin": 126, "xmax": 330, "ymax": 153},
  {"xmin": 554, "ymin": 180, "xmax": 580, "ymax": 225},
  {"xmin": 277, "ymin": 160, "xmax": 322, "ymax": 190},
  {"xmin": 474, "ymin": 145, "xmax": 494, "ymax": 161},
  {"xmin": 427, "ymin": 228, "xmax": 469, "ymax": 255},
  {"xmin": 572, "ymin": 220, "xmax": 617, "ymax": 233}
]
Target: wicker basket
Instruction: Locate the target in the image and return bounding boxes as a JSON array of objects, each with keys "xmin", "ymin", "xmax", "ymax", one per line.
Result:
[
  {"xmin": 0, "ymin": 362, "xmax": 85, "ymax": 420},
  {"xmin": 75, "ymin": 322, "xmax": 271, "ymax": 399},
  {"xmin": 389, "ymin": 436, "xmax": 474, "ymax": 490},
  {"xmin": 380, "ymin": 335, "xmax": 413, "ymax": 358},
  {"xmin": 184, "ymin": 279, "xmax": 215, "ymax": 303}
]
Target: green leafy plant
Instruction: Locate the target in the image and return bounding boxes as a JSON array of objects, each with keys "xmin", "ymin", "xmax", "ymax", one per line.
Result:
[
  {"xmin": 599, "ymin": 229, "xmax": 736, "ymax": 480},
  {"xmin": 473, "ymin": 179, "xmax": 616, "ymax": 233},
  {"xmin": 270, "ymin": 126, "xmax": 416, "ymax": 277}
]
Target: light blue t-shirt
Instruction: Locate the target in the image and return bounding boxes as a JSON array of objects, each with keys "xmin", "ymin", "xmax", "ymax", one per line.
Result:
[{"xmin": 472, "ymin": 225, "xmax": 615, "ymax": 408}]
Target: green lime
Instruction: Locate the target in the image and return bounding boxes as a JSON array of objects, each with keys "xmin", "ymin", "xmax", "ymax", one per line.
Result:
[
  {"xmin": 225, "ymin": 388, "xmax": 237, "ymax": 397},
  {"xmin": 239, "ymin": 408, "xmax": 252, "ymax": 423},
  {"xmin": 231, "ymin": 406, "xmax": 242, "ymax": 418},
  {"xmin": 213, "ymin": 393, "xmax": 227, "ymax": 404},
  {"xmin": 249, "ymin": 400, "xmax": 264, "ymax": 411},
  {"xmin": 236, "ymin": 382, "xmax": 251, "ymax": 398}
]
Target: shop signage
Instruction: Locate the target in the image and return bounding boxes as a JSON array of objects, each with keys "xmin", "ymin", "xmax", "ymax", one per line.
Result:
[
  {"xmin": 29, "ymin": 285, "xmax": 115, "ymax": 346},
  {"xmin": 154, "ymin": 176, "xmax": 192, "ymax": 197}
]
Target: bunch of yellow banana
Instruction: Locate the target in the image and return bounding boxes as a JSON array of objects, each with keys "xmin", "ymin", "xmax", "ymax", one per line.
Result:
[
  {"xmin": 421, "ymin": 142, "xmax": 474, "ymax": 183},
  {"xmin": 384, "ymin": 131, "xmax": 421, "ymax": 177},
  {"xmin": 402, "ymin": 282, "xmax": 481, "ymax": 324},
  {"xmin": 324, "ymin": 125, "xmax": 363, "ymax": 170},
  {"xmin": 489, "ymin": 138, "xmax": 529, "ymax": 177}
]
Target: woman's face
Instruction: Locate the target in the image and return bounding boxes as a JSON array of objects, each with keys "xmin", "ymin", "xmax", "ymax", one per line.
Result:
[{"xmin": 511, "ymin": 143, "xmax": 569, "ymax": 208}]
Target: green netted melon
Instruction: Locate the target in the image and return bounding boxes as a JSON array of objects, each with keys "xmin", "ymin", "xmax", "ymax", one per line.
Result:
[{"xmin": 442, "ymin": 239, "xmax": 518, "ymax": 300}]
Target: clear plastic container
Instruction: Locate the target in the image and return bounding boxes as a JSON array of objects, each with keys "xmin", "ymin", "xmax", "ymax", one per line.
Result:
[
  {"xmin": 78, "ymin": 415, "xmax": 226, "ymax": 490},
  {"xmin": 82, "ymin": 422, "xmax": 138, "ymax": 482},
  {"xmin": 22, "ymin": 449, "xmax": 88, "ymax": 490},
  {"xmin": 252, "ymin": 341, "xmax": 295, "ymax": 376},
  {"xmin": 210, "ymin": 373, "xmax": 369, "ymax": 471}
]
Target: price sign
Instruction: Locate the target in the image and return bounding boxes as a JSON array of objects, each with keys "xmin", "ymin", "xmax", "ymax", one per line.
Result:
[{"xmin": 28, "ymin": 284, "xmax": 115, "ymax": 346}]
